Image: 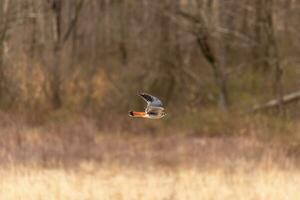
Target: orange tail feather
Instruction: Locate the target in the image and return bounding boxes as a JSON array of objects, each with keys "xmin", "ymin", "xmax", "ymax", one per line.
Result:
[{"xmin": 129, "ymin": 111, "xmax": 146, "ymax": 117}]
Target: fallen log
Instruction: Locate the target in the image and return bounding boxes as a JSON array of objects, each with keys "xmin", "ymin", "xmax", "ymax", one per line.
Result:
[{"xmin": 251, "ymin": 90, "xmax": 300, "ymax": 112}]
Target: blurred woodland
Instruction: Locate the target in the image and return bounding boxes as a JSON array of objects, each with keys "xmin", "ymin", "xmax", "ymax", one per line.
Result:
[
  {"xmin": 0, "ymin": 0, "xmax": 300, "ymax": 126},
  {"xmin": 2, "ymin": 2, "xmax": 300, "ymax": 199}
]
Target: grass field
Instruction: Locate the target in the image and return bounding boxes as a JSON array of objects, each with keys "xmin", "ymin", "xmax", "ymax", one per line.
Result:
[
  {"xmin": 0, "ymin": 117, "xmax": 299, "ymax": 199},
  {"xmin": 1, "ymin": 163, "xmax": 300, "ymax": 200}
]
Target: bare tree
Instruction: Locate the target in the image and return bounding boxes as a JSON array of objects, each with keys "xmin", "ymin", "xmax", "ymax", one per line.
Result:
[
  {"xmin": 46, "ymin": 0, "xmax": 84, "ymax": 109},
  {"xmin": 0, "ymin": 0, "xmax": 10, "ymax": 105},
  {"xmin": 175, "ymin": 1, "xmax": 230, "ymax": 110},
  {"xmin": 253, "ymin": 0, "xmax": 274, "ymax": 72},
  {"xmin": 265, "ymin": 0, "xmax": 283, "ymax": 112}
]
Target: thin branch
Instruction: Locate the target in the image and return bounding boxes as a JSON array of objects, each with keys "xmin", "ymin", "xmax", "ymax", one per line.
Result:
[
  {"xmin": 251, "ymin": 91, "xmax": 300, "ymax": 113},
  {"xmin": 175, "ymin": 9, "xmax": 201, "ymax": 24},
  {"xmin": 61, "ymin": 0, "xmax": 84, "ymax": 46}
]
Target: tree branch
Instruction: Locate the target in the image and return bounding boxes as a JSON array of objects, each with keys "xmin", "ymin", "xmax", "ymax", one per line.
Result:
[
  {"xmin": 251, "ymin": 90, "xmax": 300, "ymax": 113},
  {"xmin": 61, "ymin": 0, "xmax": 84, "ymax": 46}
]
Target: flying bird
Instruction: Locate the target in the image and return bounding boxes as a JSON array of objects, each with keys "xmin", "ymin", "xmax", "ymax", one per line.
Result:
[{"xmin": 129, "ymin": 93, "xmax": 166, "ymax": 119}]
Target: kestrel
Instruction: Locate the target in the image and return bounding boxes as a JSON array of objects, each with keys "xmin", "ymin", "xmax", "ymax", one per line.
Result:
[{"xmin": 129, "ymin": 93, "xmax": 166, "ymax": 119}]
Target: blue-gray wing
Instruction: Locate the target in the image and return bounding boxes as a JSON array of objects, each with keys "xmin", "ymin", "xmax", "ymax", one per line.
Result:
[
  {"xmin": 145, "ymin": 106, "xmax": 164, "ymax": 114},
  {"xmin": 139, "ymin": 93, "xmax": 163, "ymax": 108}
]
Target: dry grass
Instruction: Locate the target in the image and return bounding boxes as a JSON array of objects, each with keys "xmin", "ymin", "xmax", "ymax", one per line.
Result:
[
  {"xmin": 0, "ymin": 115, "xmax": 300, "ymax": 199},
  {"xmin": 0, "ymin": 165, "xmax": 300, "ymax": 200}
]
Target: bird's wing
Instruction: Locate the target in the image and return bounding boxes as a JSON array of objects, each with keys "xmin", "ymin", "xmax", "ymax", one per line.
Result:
[
  {"xmin": 146, "ymin": 106, "xmax": 164, "ymax": 115},
  {"xmin": 139, "ymin": 93, "xmax": 163, "ymax": 108}
]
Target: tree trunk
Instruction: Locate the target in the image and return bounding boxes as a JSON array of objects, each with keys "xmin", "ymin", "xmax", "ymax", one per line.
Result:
[
  {"xmin": 0, "ymin": 0, "xmax": 10, "ymax": 105},
  {"xmin": 216, "ymin": 0, "xmax": 232, "ymax": 110},
  {"xmin": 50, "ymin": 0, "xmax": 63, "ymax": 109},
  {"xmin": 119, "ymin": 0, "xmax": 128, "ymax": 66},
  {"xmin": 48, "ymin": 0, "xmax": 84, "ymax": 109},
  {"xmin": 253, "ymin": 0, "xmax": 273, "ymax": 72},
  {"xmin": 265, "ymin": 0, "xmax": 283, "ymax": 113}
]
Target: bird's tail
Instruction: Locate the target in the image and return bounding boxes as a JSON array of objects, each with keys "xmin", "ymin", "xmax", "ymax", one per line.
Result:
[{"xmin": 129, "ymin": 111, "xmax": 147, "ymax": 118}]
